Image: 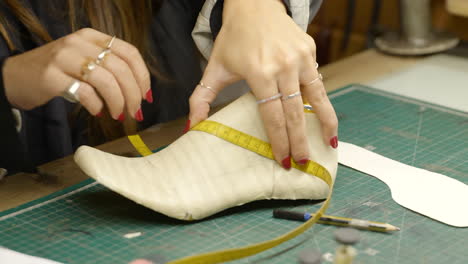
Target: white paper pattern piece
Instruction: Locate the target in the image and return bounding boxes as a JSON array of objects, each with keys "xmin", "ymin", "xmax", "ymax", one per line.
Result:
[
  {"xmin": 338, "ymin": 142, "xmax": 468, "ymax": 227},
  {"xmin": 74, "ymin": 93, "xmax": 338, "ymax": 220},
  {"xmin": 369, "ymin": 54, "xmax": 468, "ymax": 113},
  {"xmin": 0, "ymin": 247, "xmax": 63, "ymax": 264}
]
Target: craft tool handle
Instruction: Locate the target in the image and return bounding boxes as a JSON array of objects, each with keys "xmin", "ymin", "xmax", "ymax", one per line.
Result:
[{"xmin": 273, "ymin": 209, "xmax": 311, "ymax": 221}]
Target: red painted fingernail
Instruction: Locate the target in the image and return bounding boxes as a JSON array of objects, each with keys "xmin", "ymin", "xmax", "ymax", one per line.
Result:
[
  {"xmin": 135, "ymin": 108, "xmax": 144, "ymax": 122},
  {"xmin": 298, "ymin": 159, "xmax": 309, "ymax": 165},
  {"xmin": 117, "ymin": 112, "xmax": 125, "ymax": 122},
  {"xmin": 330, "ymin": 136, "xmax": 338, "ymax": 148},
  {"xmin": 145, "ymin": 89, "xmax": 153, "ymax": 103},
  {"xmin": 281, "ymin": 156, "xmax": 291, "ymax": 170},
  {"xmin": 96, "ymin": 111, "xmax": 103, "ymax": 117},
  {"xmin": 183, "ymin": 119, "xmax": 191, "ymax": 134}
]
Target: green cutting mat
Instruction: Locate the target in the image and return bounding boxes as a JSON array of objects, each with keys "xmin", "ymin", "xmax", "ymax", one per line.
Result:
[{"xmin": 1, "ymin": 84, "xmax": 467, "ymax": 264}]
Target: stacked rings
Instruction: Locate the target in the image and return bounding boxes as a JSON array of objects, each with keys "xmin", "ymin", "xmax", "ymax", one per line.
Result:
[
  {"xmin": 257, "ymin": 62, "xmax": 320, "ymax": 105},
  {"xmin": 63, "ymin": 36, "xmax": 116, "ymax": 103},
  {"xmin": 82, "ymin": 36, "xmax": 116, "ymax": 79}
]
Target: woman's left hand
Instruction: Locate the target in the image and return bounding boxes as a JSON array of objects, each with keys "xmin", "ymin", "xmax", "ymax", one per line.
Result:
[{"xmin": 188, "ymin": 0, "xmax": 338, "ymax": 168}]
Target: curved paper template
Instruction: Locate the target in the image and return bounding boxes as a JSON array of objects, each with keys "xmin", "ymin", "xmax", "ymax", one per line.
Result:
[
  {"xmin": 338, "ymin": 142, "xmax": 468, "ymax": 227},
  {"xmin": 74, "ymin": 93, "xmax": 338, "ymax": 220}
]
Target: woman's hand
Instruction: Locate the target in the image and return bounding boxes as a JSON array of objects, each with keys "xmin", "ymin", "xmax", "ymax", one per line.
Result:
[
  {"xmin": 188, "ymin": 0, "xmax": 338, "ymax": 168},
  {"xmin": 2, "ymin": 28, "xmax": 151, "ymax": 121}
]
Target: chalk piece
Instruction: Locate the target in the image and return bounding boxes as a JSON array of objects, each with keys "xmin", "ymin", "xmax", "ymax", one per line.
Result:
[
  {"xmin": 334, "ymin": 228, "xmax": 360, "ymax": 245},
  {"xmin": 124, "ymin": 232, "xmax": 142, "ymax": 239},
  {"xmin": 298, "ymin": 249, "xmax": 322, "ymax": 264}
]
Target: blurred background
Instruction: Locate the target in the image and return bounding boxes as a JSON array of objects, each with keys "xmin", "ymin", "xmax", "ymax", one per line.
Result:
[{"xmin": 307, "ymin": 0, "xmax": 468, "ymax": 65}]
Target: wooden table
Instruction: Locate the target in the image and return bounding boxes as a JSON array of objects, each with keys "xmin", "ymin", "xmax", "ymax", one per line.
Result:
[{"xmin": 0, "ymin": 49, "xmax": 420, "ymax": 211}]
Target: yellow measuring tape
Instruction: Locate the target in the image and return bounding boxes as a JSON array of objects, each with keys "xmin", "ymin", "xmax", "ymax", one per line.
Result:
[{"xmin": 128, "ymin": 120, "xmax": 334, "ymax": 264}]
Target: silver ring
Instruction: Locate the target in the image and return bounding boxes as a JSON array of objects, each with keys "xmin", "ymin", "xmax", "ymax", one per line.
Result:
[
  {"xmin": 95, "ymin": 36, "xmax": 115, "ymax": 65},
  {"xmin": 256, "ymin": 93, "xmax": 282, "ymax": 104},
  {"xmin": 95, "ymin": 48, "xmax": 111, "ymax": 65},
  {"xmin": 282, "ymin": 91, "xmax": 301, "ymax": 101},
  {"xmin": 200, "ymin": 82, "xmax": 217, "ymax": 94},
  {"xmin": 304, "ymin": 104, "xmax": 314, "ymax": 111},
  {"xmin": 62, "ymin": 80, "xmax": 81, "ymax": 103},
  {"xmin": 82, "ymin": 60, "xmax": 98, "ymax": 80},
  {"xmin": 106, "ymin": 36, "xmax": 116, "ymax": 49},
  {"xmin": 315, "ymin": 62, "xmax": 319, "ymax": 69},
  {"xmin": 304, "ymin": 73, "xmax": 323, "ymax": 86},
  {"xmin": 86, "ymin": 61, "xmax": 98, "ymax": 71}
]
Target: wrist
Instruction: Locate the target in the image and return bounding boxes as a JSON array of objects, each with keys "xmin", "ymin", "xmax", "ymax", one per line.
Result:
[{"xmin": 223, "ymin": 0, "xmax": 287, "ymax": 23}]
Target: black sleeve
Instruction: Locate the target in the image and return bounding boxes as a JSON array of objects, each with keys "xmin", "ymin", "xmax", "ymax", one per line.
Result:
[
  {"xmin": 0, "ymin": 56, "xmax": 34, "ymax": 174},
  {"xmin": 209, "ymin": 0, "xmax": 294, "ymax": 40}
]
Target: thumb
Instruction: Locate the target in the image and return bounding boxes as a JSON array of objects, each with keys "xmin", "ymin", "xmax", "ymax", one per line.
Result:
[{"xmin": 187, "ymin": 61, "xmax": 238, "ymax": 131}]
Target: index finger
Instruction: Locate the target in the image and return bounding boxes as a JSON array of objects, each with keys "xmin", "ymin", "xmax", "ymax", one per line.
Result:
[
  {"xmin": 249, "ymin": 78, "xmax": 291, "ymax": 169},
  {"xmin": 77, "ymin": 28, "xmax": 151, "ymax": 99}
]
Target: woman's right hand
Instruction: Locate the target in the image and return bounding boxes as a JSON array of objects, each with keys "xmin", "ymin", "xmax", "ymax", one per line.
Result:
[{"xmin": 2, "ymin": 28, "xmax": 151, "ymax": 121}]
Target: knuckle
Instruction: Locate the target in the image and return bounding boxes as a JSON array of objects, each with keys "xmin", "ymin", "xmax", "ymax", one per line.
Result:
[
  {"xmin": 268, "ymin": 114, "xmax": 286, "ymax": 130},
  {"xmin": 281, "ymin": 55, "xmax": 298, "ymax": 71},
  {"xmin": 305, "ymin": 35, "xmax": 317, "ymax": 50},
  {"xmin": 304, "ymin": 37, "xmax": 317, "ymax": 58},
  {"xmin": 100, "ymin": 71, "xmax": 118, "ymax": 86},
  {"xmin": 286, "ymin": 108, "xmax": 303, "ymax": 124},
  {"xmin": 76, "ymin": 28, "xmax": 94, "ymax": 37},
  {"xmin": 314, "ymin": 86, "xmax": 327, "ymax": 98},
  {"xmin": 50, "ymin": 48, "xmax": 68, "ymax": 64},
  {"xmin": 126, "ymin": 44, "xmax": 141, "ymax": 58},
  {"xmin": 61, "ymin": 34, "xmax": 80, "ymax": 47},
  {"xmin": 112, "ymin": 60, "xmax": 129, "ymax": 76},
  {"xmin": 323, "ymin": 115, "xmax": 338, "ymax": 129},
  {"xmin": 251, "ymin": 65, "xmax": 278, "ymax": 81},
  {"xmin": 298, "ymin": 44, "xmax": 312, "ymax": 58},
  {"xmin": 308, "ymin": 87, "xmax": 327, "ymax": 104}
]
